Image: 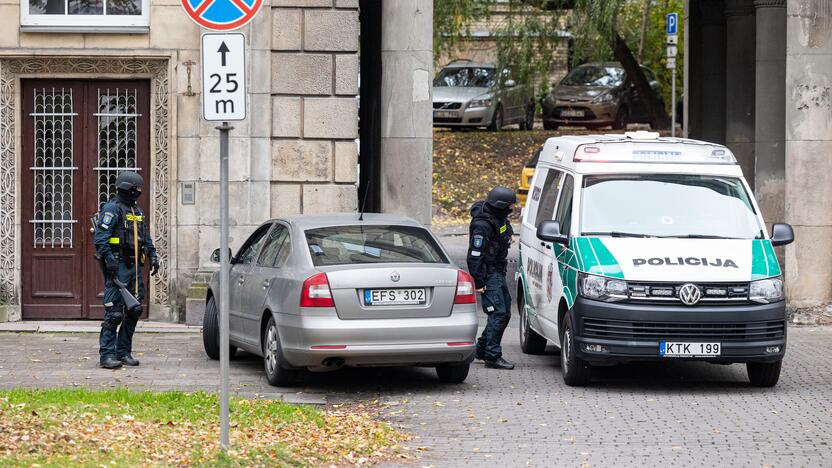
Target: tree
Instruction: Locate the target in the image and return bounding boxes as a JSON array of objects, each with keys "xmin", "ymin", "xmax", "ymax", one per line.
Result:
[{"xmin": 434, "ymin": 0, "xmax": 676, "ymax": 129}]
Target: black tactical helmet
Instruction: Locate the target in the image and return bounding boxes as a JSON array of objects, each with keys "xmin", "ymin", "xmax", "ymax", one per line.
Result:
[
  {"xmin": 486, "ymin": 186, "xmax": 517, "ymax": 210},
  {"xmin": 115, "ymin": 171, "xmax": 144, "ymax": 191}
]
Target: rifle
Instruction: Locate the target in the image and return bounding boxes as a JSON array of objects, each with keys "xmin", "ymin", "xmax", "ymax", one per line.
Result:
[{"xmin": 91, "ymin": 215, "xmax": 142, "ymax": 316}]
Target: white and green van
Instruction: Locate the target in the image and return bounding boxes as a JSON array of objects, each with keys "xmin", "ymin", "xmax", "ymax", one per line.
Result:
[{"xmin": 517, "ymin": 131, "xmax": 794, "ymax": 387}]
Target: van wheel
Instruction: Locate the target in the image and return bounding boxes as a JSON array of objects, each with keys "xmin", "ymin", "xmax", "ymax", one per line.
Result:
[
  {"xmin": 263, "ymin": 316, "xmax": 297, "ymax": 386},
  {"xmin": 747, "ymin": 360, "xmax": 782, "ymax": 387},
  {"xmin": 561, "ymin": 314, "xmax": 591, "ymax": 386},
  {"xmin": 488, "ymin": 106, "xmax": 504, "ymax": 131},
  {"xmin": 519, "ymin": 292, "xmax": 547, "ymax": 355},
  {"xmin": 202, "ymin": 296, "xmax": 236, "ymax": 360},
  {"xmin": 436, "ymin": 363, "xmax": 470, "ymax": 383}
]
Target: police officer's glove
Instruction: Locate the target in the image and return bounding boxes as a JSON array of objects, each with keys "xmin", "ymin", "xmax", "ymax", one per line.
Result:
[
  {"xmin": 105, "ymin": 256, "xmax": 119, "ymax": 277},
  {"xmin": 150, "ymin": 257, "xmax": 160, "ymax": 276}
]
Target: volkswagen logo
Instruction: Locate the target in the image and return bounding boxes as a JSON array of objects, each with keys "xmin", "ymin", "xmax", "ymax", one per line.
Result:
[
  {"xmin": 391, "ymin": 271, "xmax": 400, "ymax": 282},
  {"xmin": 678, "ymin": 283, "xmax": 701, "ymax": 306}
]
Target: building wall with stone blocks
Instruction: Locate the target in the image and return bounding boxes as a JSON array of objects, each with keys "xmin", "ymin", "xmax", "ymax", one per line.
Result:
[{"xmin": 0, "ymin": 0, "xmax": 362, "ymax": 321}]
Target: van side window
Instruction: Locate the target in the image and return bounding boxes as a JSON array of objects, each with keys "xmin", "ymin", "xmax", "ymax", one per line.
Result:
[
  {"xmin": 524, "ymin": 167, "xmax": 546, "ymax": 226},
  {"xmin": 555, "ymin": 174, "xmax": 575, "ymax": 236},
  {"xmin": 536, "ymin": 169, "xmax": 563, "ymax": 226}
]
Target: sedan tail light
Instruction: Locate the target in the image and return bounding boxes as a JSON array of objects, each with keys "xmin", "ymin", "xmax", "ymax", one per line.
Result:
[
  {"xmin": 300, "ymin": 273, "xmax": 335, "ymax": 308},
  {"xmin": 454, "ymin": 270, "xmax": 477, "ymax": 304}
]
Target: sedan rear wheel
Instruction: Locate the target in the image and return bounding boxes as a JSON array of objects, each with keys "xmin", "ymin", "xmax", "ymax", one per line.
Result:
[
  {"xmin": 263, "ymin": 316, "xmax": 297, "ymax": 386},
  {"xmin": 436, "ymin": 362, "xmax": 470, "ymax": 383}
]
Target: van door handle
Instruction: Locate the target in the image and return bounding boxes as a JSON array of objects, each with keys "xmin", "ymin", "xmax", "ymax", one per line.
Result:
[
  {"xmin": 262, "ymin": 280, "xmax": 270, "ymax": 289},
  {"xmin": 237, "ymin": 277, "xmax": 245, "ymax": 285}
]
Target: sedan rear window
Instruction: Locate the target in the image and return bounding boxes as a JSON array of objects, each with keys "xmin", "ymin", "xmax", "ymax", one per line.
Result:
[{"xmin": 305, "ymin": 225, "xmax": 449, "ymax": 266}]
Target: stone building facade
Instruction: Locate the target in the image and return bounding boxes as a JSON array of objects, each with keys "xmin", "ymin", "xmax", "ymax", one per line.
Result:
[
  {"xmin": 685, "ymin": 0, "xmax": 832, "ymax": 315},
  {"xmin": 0, "ymin": 0, "xmax": 434, "ymax": 322}
]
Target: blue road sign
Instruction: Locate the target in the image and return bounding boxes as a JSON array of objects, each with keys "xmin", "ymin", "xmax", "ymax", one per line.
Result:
[{"xmin": 666, "ymin": 13, "xmax": 678, "ymax": 35}]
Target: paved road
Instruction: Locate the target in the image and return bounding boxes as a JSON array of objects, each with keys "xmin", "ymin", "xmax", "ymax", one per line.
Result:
[
  {"xmin": 1, "ymin": 327, "xmax": 830, "ymax": 467},
  {"xmin": 1, "ymin": 230, "xmax": 830, "ymax": 467}
]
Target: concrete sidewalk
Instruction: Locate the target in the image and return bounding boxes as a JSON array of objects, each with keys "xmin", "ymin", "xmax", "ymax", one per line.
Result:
[{"xmin": 0, "ymin": 320, "xmax": 200, "ymax": 333}]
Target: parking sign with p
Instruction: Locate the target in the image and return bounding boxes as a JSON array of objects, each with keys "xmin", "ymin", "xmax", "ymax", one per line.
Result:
[{"xmin": 666, "ymin": 13, "xmax": 678, "ymax": 35}]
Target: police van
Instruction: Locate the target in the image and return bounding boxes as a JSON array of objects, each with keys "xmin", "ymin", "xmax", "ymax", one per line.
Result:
[{"xmin": 517, "ymin": 131, "xmax": 794, "ymax": 387}]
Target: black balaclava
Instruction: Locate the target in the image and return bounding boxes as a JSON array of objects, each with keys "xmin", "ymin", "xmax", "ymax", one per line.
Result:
[{"xmin": 115, "ymin": 171, "xmax": 144, "ymax": 205}]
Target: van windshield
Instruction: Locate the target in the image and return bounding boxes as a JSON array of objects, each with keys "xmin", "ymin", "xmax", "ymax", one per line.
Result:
[{"xmin": 580, "ymin": 174, "xmax": 765, "ymax": 239}]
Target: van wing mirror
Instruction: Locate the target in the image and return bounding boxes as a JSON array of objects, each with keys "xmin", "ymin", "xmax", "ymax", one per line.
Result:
[
  {"xmin": 770, "ymin": 223, "xmax": 794, "ymax": 247},
  {"xmin": 537, "ymin": 220, "xmax": 569, "ymax": 245},
  {"xmin": 210, "ymin": 248, "xmax": 234, "ymax": 263}
]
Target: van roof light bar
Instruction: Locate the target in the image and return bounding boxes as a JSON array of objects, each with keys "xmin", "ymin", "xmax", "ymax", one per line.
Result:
[{"xmin": 574, "ymin": 144, "xmax": 737, "ymax": 164}]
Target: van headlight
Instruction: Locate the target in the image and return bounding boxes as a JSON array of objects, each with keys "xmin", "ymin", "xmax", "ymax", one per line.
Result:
[
  {"xmin": 749, "ymin": 277, "xmax": 784, "ymax": 304},
  {"xmin": 578, "ymin": 272, "xmax": 628, "ymax": 302}
]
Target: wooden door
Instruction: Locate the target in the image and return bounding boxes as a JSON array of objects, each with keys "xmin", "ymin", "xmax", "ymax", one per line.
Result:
[{"xmin": 21, "ymin": 80, "xmax": 151, "ymax": 319}]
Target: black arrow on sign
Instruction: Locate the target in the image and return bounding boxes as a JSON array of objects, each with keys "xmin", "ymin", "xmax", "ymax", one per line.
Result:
[{"xmin": 217, "ymin": 41, "xmax": 230, "ymax": 67}]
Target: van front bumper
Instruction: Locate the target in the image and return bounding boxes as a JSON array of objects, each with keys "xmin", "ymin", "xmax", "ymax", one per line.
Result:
[{"xmin": 570, "ymin": 297, "xmax": 787, "ymax": 364}]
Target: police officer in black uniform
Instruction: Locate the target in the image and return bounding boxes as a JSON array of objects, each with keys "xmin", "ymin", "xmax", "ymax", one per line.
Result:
[
  {"xmin": 94, "ymin": 171, "xmax": 159, "ymax": 369},
  {"xmin": 467, "ymin": 186, "xmax": 516, "ymax": 370}
]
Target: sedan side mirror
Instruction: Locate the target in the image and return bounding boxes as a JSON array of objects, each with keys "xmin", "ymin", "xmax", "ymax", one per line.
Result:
[
  {"xmin": 505, "ymin": 79, "xmax": 517, "ymax": 88},
  {"xmin": 211, "ymin": 248, "xmax": 234, "ymax": 263},
  {"xmin": 770, "ymin": 223, "xmax": 795, "ymax": 247},
  {"xmin": 537, "ymin": 220, "xmax": 569, "ymax": 246}
]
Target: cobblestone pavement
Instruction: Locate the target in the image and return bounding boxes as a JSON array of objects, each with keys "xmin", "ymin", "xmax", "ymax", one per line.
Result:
[{"xmin": 1, "ymin": 326, "xmax": 831, "ymax": 467}]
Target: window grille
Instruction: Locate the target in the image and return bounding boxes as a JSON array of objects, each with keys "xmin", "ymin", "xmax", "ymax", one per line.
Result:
[
  {"xmin": 29, "ymin": 88, "xmax": 77, "ymax": 248},
  {"xmin": 95, "ymin": 88, "xmax": 141, "ymax": 210}
]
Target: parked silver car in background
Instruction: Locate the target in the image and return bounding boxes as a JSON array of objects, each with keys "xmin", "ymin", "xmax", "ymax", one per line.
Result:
[
  {"xmin": 432, "ymin": 60, "xmax": 535, "ymax": 131},
  {"xmin": 202, "ymin": 214, "xmax": 479, "ymax": 386}
]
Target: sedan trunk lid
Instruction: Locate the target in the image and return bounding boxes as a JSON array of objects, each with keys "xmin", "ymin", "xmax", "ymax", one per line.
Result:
[{"xmin": 321, "ymin": 264, "xmax": 460, "ymax": 320}]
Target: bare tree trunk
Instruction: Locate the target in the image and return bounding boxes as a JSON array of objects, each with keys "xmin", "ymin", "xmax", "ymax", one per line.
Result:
[
  {"xmin": 637, "ymin": 0, "xmax": 650, "ymax": 62},
  {"xmin": 613, "ymin": 32, "xmax": 671, "ymax": 129}
]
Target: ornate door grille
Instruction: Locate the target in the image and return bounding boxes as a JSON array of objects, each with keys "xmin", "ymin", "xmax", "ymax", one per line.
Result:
[
  {"xmin": 96, "ymin": 88, "xmax": 141, "ymax": 210},
  {"xmin": 29, "ymin": 88, "xmax": 78, "ymax": 248}
]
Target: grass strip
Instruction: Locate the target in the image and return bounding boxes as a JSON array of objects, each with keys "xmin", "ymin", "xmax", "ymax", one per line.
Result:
[{"xmin": 0, "ymin": 388, "xmax": 406, "ymax": 467}]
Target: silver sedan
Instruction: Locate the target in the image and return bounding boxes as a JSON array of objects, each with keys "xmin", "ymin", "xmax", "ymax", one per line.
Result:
[{"xmin": 202, "ymin": 214, "xmax": 479, "ymax": 386}]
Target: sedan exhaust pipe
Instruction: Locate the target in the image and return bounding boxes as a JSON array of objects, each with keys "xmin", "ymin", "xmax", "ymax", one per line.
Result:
[{"xmin": 321, "ymin": 357, "xmax": 345, "ymax": 369}]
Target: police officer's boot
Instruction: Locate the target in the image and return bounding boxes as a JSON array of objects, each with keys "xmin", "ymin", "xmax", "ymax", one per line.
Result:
[
  {"xmin": 120, "ymin": 355, "xmax": 140, "ymax": 366},
  {"xmin": 100, "ymin": 357, "xmax": 123, "ymax": 369},
  {"xmin": 485, "ymin": 356, "xmax": 515, "ymax": 370}
]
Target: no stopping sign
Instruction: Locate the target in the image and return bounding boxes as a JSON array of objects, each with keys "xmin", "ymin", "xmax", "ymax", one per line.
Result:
[{"xmin": 180, "ymin": 0, "xmax": 263, "ymax": 31}]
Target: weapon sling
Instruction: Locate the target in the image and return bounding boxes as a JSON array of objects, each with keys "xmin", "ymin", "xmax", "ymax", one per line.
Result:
[{"xmin": 131, "ymin": 207, "xmax": 139, "ymax": 296}]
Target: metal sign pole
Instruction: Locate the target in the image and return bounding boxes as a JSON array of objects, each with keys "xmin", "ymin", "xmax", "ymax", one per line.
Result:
[
  {"xmin": 671, "ymin": 68, "xmax": 676, "ymax": 138},
  {"xmin": 218, "ymin": 121, "xmax": 232, "ymax": 450}
]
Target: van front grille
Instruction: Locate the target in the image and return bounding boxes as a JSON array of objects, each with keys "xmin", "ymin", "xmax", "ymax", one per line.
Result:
[
  {"xmin": 582, "ymin": 318, "xmax": 786, "ymax": 342},
  {"xmin": 627, "ymin": 282, "xmax": 750, "ymax": 305}
]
